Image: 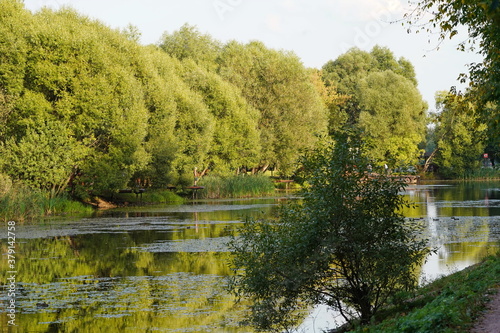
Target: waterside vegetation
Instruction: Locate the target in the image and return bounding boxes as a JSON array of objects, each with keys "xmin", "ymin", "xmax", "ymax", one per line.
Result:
[
  {"xmin": 0, "ymin": 182, "xmax": 93, "ymax": 221},
  {"xmin": 197, "ymin": 175, "xmax": 275, "ymax": 199},
  {"xmin": 229, "ymin": 135, "xmax": 430, "ymax": 331},
  {"xmin": 344, "ymin": 252, "xmax": 500, "ymax": 333},
  {"xmin": 0, "ymin": 0, "xmax": 431, "ymax": 221}
]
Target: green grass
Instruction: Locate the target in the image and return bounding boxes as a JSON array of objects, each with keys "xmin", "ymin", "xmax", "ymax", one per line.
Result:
[
  {"xmin": 463, "ymin": 168, "xmax": 500, "ymax": 180},
  {"xmin": 344, "ymin": 253, "xmax": 500, "ymax": 333},
  {"xmin": 45, "ymin": 195, "xmax": 94, "ymax": 215},
  {"xmin": 0, "ymin": 184, "xmax": 93, "ymax": 221},
  {"xmin": 113, "ymin": 189, "xmax": 184, "ymax": 204},
  {"xmin": 197, "ymin": 174, "xmax": 275, "ymax": 199}
]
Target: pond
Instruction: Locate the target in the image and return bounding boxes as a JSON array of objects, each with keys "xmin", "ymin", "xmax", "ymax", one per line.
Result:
[{"xmin": 1, "ymin": 182, "xmax": 500, "ymax": 332}]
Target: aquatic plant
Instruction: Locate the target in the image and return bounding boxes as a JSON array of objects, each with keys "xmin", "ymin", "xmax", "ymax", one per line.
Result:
[
  {"xmin": 0, "ymin": 183, "xmax": 92, "ymax": 221},
  {"xmin": 197, "ymin": 175, "xmax": 275, "ymax": 199},
  {"xmin": 114, "ymin": 189, "xmax": 184, "ymax": 204}
]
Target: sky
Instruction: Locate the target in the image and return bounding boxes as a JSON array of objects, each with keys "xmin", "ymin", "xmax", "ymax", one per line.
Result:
[{"xmin": 23, "ymin": 0, "xmax": 484, "ymax": 110}]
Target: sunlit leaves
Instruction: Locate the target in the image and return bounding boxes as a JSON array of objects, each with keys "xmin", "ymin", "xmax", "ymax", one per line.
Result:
[
  {"xmin": 218, "ymin": 41, "xmax": 328, "ymax": 175},
  {"xmin": 433, "ymin": 92, "xmax": 487, "ymax": 178},
  {"xmin": 322, "ymin": 46, "xmax": 427, "ymax": 167},
  {"xmin": 1, "ymin": 121, "xmax": 89, "ymax": 196},
  {"xmin": 358, "ymin": 70, "xmax": 427, "ymax": 166},
  {"xmin": 229, "ymin": 134, "xmax": 429, "ymax": 330}
]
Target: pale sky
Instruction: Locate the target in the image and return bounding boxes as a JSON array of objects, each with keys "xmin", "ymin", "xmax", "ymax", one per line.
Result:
[{"xmin": 23, "ymin": 0, "xmax": 484, "ymax": 110}]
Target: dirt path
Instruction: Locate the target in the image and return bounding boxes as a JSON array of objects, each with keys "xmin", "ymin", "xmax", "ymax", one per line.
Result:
[{"xmin": 470, "ymin": 289, "xmax": 500, "ymax": 333}]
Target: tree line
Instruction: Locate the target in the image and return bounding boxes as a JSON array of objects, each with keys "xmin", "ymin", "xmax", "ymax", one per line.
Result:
[
  {"xmin": 0, "ymin": 0, "xmax": 428, "ymax": 199},
  {"xmin": 229, "ymin": 2, "xmax": 500, "ymax": 331},
  {"xmin": 407, "ymin": 0, "xmax": 500, "ymax": 178}
]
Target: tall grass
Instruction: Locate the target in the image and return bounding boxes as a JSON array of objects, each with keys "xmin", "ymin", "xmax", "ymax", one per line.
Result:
[
  {"xmin": 463, "ymin": 168, "xmax": 500, "ymax": 180},
  {"xmin": 0, "ymin": 184, "xmax": 93, "ymax": 221},
  {"xmin": 197, "ymin": 175, "xmax": 275, "ymax": 199},
  {"xmin": 114, "ymin": 189, "xmax": 184, "ymax": 204},
  {"xmin": 46, "ymin": 195, "xmax": 94, "ymax": 215}
]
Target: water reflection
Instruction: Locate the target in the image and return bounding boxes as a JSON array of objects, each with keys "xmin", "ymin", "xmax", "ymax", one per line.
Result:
[
  {"xmin": 1, "ymin": 187, "xmax": 500, "ymax": 332},
  {"xmin": 1, "ymin": 198, "xmax": 281, "ymax": 333},
  {"xmin": 403, "ymin": 182, "xmax": 500, "ymax": 282}
]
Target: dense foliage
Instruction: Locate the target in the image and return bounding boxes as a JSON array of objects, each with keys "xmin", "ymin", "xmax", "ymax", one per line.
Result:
[
  {"xmin": 428, "ymin": 91, "xmax": 488, "ymax": 178},
  {"xmin": 322, "ymin": 46, "xmax": 427, "ymax": 168},
  {"xmin": 229, "ymin": 134, "xmax": 429, "ymax": 331},
  {"xmin": 405, "ymin": 0, "xmax": 500, "ymax": 174},
  {"xmin": 0, "ymin": 0, "xmax": 439, "ymax": 204},
  {"xmin": 0, "ymin": 1, "xmax": 332, "ymax": 199}
]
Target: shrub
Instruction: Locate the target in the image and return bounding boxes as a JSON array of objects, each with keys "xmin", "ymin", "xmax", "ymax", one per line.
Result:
[{"xmin": 228, "ymin": 133, "xmax": 430, "ymax": 331}]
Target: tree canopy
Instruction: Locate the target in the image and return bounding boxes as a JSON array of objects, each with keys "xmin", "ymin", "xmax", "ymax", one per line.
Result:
[
  {"xmin": 217, "ymin": 40, "xmax": 328, "ymax": 175},
  {"xmin": 430, "ymin": 91, "xmax": 488, "ymax": 178},
  {"xmin": 322, "ymin": 46, "xmax": 427, "ymax": 167},
  {"xmin": 0, "ymin": 2, "xmax": 332, "ymax": 197},
  {"xmin": 229, "ymin": 133, "xmax": 429, "ymax": 331}
]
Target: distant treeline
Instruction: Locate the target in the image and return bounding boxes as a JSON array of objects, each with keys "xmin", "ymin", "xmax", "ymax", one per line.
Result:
[{"xmin": 0, "ymin": 0, "xmax": 428, "ymax": 199}]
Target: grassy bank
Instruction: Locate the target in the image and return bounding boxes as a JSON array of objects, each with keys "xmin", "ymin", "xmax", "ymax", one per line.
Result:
[
  {"xmin": 342, "ymin": 253, "xmax": 500, "ymax": 333},
  {"xmin": 0, "ymin": 184, "xmax": 93, "ymax": 221},
  {"xmin": 112, "ymin": 189, "xmax": 184, "ymax": 204},
  {"xmin": 197, "ymin": 175, "xmax": 275, "ymax": 199}
]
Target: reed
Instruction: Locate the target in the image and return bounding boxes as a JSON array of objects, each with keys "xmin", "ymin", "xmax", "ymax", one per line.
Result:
[
  {"xmin": 45, "ymin": 195, "xmax": 94, "ymax": 215},
  {"xmin": 0, "ymin": 183, "xmax": 93, "ymax": 221},
  {"xmin": 463, "ymin": 168, "xmax": 500, "ymax": 180},
  {"xmin": 114, "ymin": 189, "xmax": 184, "ymax": 204},
  {"xmin": 198, "ymin": 175, "xmax": 275, "ymax": 199}
]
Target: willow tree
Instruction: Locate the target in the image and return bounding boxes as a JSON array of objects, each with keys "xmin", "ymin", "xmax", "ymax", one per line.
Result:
[
  {"xmin": 432, "ymin": 91, "xmax": 487, "ymax": 178},
  {"xmin": 177, "ymin": 59, "xmax": 261, "ymax": 174},
  {"xmin": 0, "ymin": 3, "xmax": 151, "ymax": 196},
  {"xmin": 357, "ymin": 70, "xmax": 427, "ymax": 167},
  {"xmin": 229, "ymin": 133, "xmax": 429, "ymax": 331},
  {"xmin": 322, "ymin": 46, "xmax": 427, "ymax": 168},
  {"xmin": 1, "ymin": 121, "xmax": 89, "ymax": 196},
  {"xmin": 218, "ymin": 41, "xmax": 327, "ymax": 175}
]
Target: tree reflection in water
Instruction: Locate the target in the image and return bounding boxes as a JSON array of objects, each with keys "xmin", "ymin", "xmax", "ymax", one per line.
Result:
[{"xmin": 1, "ymin": 189, "xmax": 499, "ymax": 332}]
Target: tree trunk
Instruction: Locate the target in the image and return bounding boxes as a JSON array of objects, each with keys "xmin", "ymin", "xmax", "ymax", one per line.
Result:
[{"xmin": 423, "ymin": 148, "xmax": 438, "ymax": 173}]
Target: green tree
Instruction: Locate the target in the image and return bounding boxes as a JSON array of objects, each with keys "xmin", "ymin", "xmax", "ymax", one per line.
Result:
[
  {"xmin": 0, "ymin": 5, "xmax": 152, "ymax": 196},
  {"xmin": 128, "ymin": 46, "xmax": 216, "ymax": 187},
  {"xmin": 0, "ymin": 0, "xmax": 30, "ymax": 96},
  {"xmin": 131, "ymin": 47, "xmax": 180, "ymax": 187},
  {"xmin": 357, "ymin": 70, "xmax": 427, "ymax": 167},
  {"xmin": 229, "ymin": 133, "xmax": 429, "ymax": 331},
  {"xmin": 322, "ymin": 46, "xmax": 427, "ymax": 167},
  {"xmin": 178, "ymin": 59, "xmax": 261, "ymax": 173},
  {"xmin": 433, "ymin": 91, "xmax": 487, "ymax": 178},
  {"xmin": 322, "ymin": 47, "xmax": 375, "ymax": 125},
  {"xmin": 218, "ymin": 41, "xmax": 327, "ymax": 175},
  {"xmin": 159, "ymin": 24, "xmax": 221, "ymax": 70},
  {"xmin": 322, "ymin": 46, "xmax": 421, "ymax": 125},
  {"xmin": 1, "ymin": 121, "xmax": 90, "ymax": 196}
]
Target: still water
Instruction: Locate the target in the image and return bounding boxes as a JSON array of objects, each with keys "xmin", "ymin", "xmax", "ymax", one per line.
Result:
[{"xmin": 1, "ymin": 182, "xmax": 500, "ymax": 332}]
